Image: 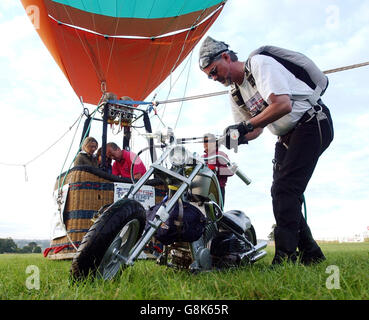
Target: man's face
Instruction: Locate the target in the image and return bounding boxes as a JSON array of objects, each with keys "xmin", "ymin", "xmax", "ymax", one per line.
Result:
[
  {"xmin": 203, "ymin": 53, "xmax": 232, "ymax": 87},
  {"xmin": 106, "ymin": 146, "xmax": 122, "ymax": 161}
]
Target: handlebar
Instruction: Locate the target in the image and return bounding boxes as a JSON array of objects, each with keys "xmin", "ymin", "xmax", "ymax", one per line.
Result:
[
  {"xmin": 204, "ymin": 154, "xmax": 252, "ymax": 185},
  {"xmin": 216, "ymin": 133, "xmax": 240, "ymax": 153},
  {"xmin": 232, "ymin": 164, "xmax": 252, "ymax": 185},
  {"xmin": 140, "ymin": 131, "xmax": 250, "ymax": 184},
  {"xmin": 140, "ymin": 132, "xmax": 161, "ymax": 139},
  {"xmin": 140, "ymin": 131, "xmax": 239, "ymax": 152}
]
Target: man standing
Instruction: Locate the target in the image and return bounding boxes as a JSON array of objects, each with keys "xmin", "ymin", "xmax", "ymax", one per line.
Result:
[
  {"xmin": 199, "ymin": 36, "xmax": 334, "ymax": 265},
  {"xmin": 106, "ymin": 142, "xmax": 147, "ymax": 180}
]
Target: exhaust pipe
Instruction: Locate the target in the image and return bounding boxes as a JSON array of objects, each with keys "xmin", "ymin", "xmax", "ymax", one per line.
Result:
[
  {"xmin": 251, "ymin": 241, "xmax": 267, "ymax": 253},
  {"xmin": 239, "ymin": 240, "xmax": 268, "ymax": 262},
  {"xmin": 250, "ymin": 250, "xmax": 267, "ymax": 262}
]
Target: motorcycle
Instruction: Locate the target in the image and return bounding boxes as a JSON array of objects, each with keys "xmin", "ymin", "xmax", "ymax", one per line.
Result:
[{"xmin": 70, "ymin": 129, "xmax": 267, "ymax": 280}]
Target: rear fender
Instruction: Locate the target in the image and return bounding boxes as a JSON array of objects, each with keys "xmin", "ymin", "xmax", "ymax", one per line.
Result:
[{"xmin": 221, "ymin": 210, "xmax": 252, "ymax": 234}]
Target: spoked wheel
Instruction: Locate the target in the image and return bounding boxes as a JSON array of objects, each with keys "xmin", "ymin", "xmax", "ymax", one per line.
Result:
[
  {"xmin": 98, "ymin": 218, "xmax": 142, "ymax": 280},
  {"xmin": 70, "ymin": 199, "xmax": 146, "ymax": 281}
]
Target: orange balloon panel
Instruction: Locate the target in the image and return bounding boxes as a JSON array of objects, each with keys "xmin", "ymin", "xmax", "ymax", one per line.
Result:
[{"xmin": 20, "ymin": 0, "xmax": 224, "ymax": 105}]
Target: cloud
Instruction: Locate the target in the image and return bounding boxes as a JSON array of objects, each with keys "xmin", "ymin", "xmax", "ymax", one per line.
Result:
[
  {"xmin": 0, "ymin": 15, "xmax": 33, "ymax": 58},
  {"xmin": 0, "ymin": 0, "xmax": 20, "ymax": 11}
]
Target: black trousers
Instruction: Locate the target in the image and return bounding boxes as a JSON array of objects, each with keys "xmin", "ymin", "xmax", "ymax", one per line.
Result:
[{"xmin": 271, "ymin": 103, "xmax": 334, "ymax": 260}]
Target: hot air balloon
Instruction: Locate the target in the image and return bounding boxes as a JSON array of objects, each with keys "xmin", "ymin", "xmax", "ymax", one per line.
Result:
[
  {"xmin": 20, "ymin": 0, "xmax": 225, "ymax": 104},
  {"xmin": 20, "ymin": 0, "xmax": 226, "ymax": 259}
]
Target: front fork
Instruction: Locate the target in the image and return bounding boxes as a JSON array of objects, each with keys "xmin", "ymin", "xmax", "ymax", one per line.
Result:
[{"xmin": 120, "ymin": 163, "xmax": 204, "ymax": 266}]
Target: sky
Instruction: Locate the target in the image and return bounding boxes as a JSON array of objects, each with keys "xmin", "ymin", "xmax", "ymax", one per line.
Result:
[{"xmin": 0, "ymin": 0, "xmax": 368, "ymax": 242}]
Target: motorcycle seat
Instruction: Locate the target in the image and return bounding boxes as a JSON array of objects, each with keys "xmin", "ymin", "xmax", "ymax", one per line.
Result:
[{"xmin": 221, "ymin": 210, "xmax": 251, "ymax": 234}]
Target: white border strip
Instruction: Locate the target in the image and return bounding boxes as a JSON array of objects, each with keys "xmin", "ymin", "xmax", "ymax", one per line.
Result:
[{"xmin": 47, "ymin": 4, "xmax": 223, "ymax": 39}]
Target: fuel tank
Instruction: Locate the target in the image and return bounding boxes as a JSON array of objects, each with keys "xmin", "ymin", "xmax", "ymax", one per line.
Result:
[{"xmin": 189, "ymin": 166, "xmax": 222, "ymax": 207}]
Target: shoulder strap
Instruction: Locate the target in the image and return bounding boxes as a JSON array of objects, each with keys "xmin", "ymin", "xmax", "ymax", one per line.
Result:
[
  {"xmin": 247, "ymin": 46, "xmax": 328, "ymax": 105},
  {"xmin": 244, "ymin": 62, "xmax": 256, "ymax": 88},
  {"xmin": 230, "ymin": 84, "xmax": 245, "ymax": 107},
  {"xmin": 230, "ymin": 62, "xmax": 256, "ymax": 107}
]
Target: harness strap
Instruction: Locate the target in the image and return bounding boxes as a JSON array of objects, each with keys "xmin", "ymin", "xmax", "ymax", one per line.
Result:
[
  {"xmin": 244, "ymin": 62, "xmax": 256, "ymax": 87},
  {"xmin": 280, "ymin": 103, "xmax": 328, "ymax": 148},
  {"xmin": 303, "ymin": 104, "xmax": 326, "ymax": 146},
  {"xmin": 244, "ymin": 57, "xmax": 324, "ymax": 106}
]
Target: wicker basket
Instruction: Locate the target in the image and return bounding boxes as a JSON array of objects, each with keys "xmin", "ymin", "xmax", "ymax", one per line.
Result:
[{"xmin": 45, "ymin": 166, "xmax": 166, "ymax": 260}]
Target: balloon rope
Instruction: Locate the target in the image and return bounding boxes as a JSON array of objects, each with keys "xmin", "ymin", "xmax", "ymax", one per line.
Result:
[
  {"xmin": 0, "ymin": 114, "xmax": 82, "ymax": 181},
  {"xmin": 153, "ymin": 59, "xmax": 369, "ymax": 105},
  {"xmin": 323, "ymin": 61, "xmax": 369, "ymax": 74},
  {"xmin": 174, "ymin": 50, "xmax": 194, "ymax": 129},
  {"xmin": 156, "ymin": 8, "xmax": 209, "ymax": 130}
]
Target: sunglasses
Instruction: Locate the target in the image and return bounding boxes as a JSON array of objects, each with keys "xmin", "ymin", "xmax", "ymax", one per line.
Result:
[{"xmin": 207, "ymin": 66, "xmax": 218, "ymax": 79}]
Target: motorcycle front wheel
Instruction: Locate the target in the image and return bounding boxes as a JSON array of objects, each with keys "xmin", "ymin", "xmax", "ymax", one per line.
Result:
[{"xmin": 70, "ymin": 199, "xmax": 146, "ymax": 281}]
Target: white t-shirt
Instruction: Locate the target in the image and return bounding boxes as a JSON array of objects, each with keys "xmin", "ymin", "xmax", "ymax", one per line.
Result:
[{"xmin": 230, "ymin": 54, "xmax": 314, "ymax": 136}]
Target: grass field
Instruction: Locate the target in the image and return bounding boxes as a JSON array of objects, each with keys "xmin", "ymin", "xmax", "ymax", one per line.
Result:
[{"xmin": 0, "ymin": 243, "xmax": 368, "ymax": 300}]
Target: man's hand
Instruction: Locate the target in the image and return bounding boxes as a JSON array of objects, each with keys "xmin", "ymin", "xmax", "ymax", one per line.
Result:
[{"xmin": 223, "ymin": 121, "xmax": 252, "ymax": 149}]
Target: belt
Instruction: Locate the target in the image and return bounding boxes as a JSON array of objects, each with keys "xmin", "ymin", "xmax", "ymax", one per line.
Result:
[
  {"xmin": 298, "ymin": 102, "xmax": 328, "ymax": 125},
  {"xmin": 279, "ymin": 102, "xmax": 328, "ymax": 147}
]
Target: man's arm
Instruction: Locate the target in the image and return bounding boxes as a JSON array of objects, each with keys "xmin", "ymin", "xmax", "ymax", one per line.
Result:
[
  {"xmin": 132, "ymin": 155, "xmax": 147, "ymax": 177},
  {"xmin": 245, "ymin": 127, "xmax": 263, "ymax": 141},
  {"xmin": 247, "ymin": 94, "xmax": 292, "ymax": 129},
  {"xmin": 230, "ymin": 94, "xmax": 290, "ymax": 144},
  {"xmin": 247, "ymin": 55, "xmax": 293, "ymax": 129},
  {"xmin": 112, "ymin": 162, "xmax": 120, "ymax": 176}
]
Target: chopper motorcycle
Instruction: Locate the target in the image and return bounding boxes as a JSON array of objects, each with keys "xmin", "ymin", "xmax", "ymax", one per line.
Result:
[{"xmin": 70, "ymin": 129, "xmax": 267, "ymax": 280}]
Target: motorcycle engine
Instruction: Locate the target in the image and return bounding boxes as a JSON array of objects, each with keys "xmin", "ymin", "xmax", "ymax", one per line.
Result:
[
  {"xmin": 210, "ymin": 232, "xmax": 247, "ymax": 256},
  {"xmin": 210, "ymin": 233, "xmax": 248, "ymax": 268}
]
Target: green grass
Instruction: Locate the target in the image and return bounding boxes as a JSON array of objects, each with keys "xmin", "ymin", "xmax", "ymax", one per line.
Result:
[{"xmin": 0, "ymin": 243, "xmax": 368, "ymax": 300}]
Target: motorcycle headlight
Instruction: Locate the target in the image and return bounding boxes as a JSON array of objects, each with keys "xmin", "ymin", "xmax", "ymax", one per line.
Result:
[{"xmin": 169, "ymin": 146, "xmax": 189, "ymax": 166}]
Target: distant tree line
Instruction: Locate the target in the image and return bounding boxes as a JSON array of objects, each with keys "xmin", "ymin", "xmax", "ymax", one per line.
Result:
[
  {"xmin": 268, "ymin": 224, "xmax": 276, "ymax": 241},
  {"xmin": 0, "ymin": 238, "xmax": 42, "ymax": 254}
]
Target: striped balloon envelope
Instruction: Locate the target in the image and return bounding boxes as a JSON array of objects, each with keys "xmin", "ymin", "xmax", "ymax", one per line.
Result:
[{"xmin": 20, "ymin": 0, "xmax": 226, "ymax": 105}]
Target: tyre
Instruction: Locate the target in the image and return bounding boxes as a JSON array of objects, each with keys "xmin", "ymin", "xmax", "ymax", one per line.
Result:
[
  {"xmin": 70, "ymin": 199, "xmax": 146, "ymax": 281},
  {"xmin": 245, "ymin": 225, "xmax": 257, "ymax": 246}
]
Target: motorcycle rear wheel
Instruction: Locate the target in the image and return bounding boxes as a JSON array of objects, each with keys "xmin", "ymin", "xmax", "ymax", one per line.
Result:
[
  {"xmin": 246, "ymin": 225, "xmax": 257, "ymax": 246},
  {"xmin": 70, "ymin": 199, "xmax": 146, "ymax": 281}
]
